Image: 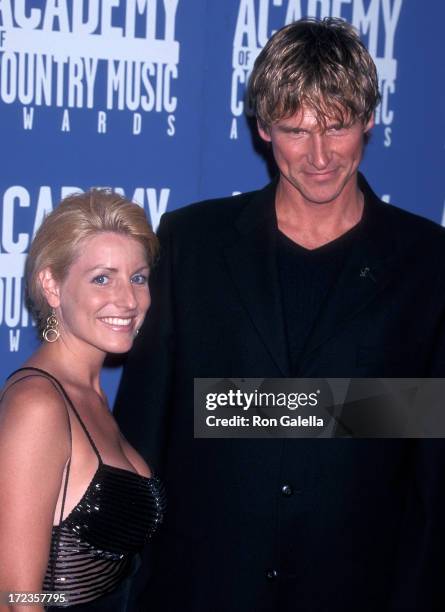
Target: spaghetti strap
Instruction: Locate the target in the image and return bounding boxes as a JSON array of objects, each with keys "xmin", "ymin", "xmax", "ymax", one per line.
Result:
[{"xmin": 5, "ymin": 366, "xmax": 103, "ymax": 464}]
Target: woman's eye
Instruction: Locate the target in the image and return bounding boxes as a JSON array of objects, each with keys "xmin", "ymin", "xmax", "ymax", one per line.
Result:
[
  {"xmin": 92, "ymin": 275, "xmax": 109, "ymax": 285},
  {"xmin": 131, "ymin": 274, "xmax": 148, "ymax": 285}
]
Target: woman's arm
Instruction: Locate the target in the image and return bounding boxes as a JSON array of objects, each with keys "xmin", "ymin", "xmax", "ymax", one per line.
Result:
[{"xmin": 0, "ymin": 377, "xmax": 70, "ymax": 612}]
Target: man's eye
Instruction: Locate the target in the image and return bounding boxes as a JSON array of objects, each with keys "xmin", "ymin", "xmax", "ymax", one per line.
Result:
[
  {"xmin": 92, "ymin": 275, "xmax": 109, "ymax": 285},
  {"xmin": 131, "ymin": 274, "xmax": 148, "ymax": 285}
]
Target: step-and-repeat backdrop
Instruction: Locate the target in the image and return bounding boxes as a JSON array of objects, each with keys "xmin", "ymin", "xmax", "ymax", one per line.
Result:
[{"xmin": 1, "ymin": 1, "xmax": 444, "ymax": 402}]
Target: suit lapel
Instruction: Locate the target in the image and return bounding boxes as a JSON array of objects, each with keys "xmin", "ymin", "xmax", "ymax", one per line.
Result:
[{"xmin": 223, "ymin": 182, "xmax": 290, "ymax": 376}]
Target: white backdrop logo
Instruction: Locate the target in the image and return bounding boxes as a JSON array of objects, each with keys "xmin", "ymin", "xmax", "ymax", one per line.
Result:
[
  {"xmin": 0, "ymin": 184, "xmax": 170, "ymax": 351},
  {"xmin": 230, "ymin": 0, "xmax": 403, "ymax": 147},
  {"xmin": 0, "ymin": 0, "xmax": 179, "ymax": 135}
]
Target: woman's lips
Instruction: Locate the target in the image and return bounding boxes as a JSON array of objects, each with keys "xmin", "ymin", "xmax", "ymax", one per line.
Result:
[{"xmin": 98, "ymin": 316, "xmax": 135, "ymax": 332}]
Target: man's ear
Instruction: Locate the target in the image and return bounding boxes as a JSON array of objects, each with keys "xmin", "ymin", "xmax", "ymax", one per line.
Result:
[
  {"xmin": 38, "ymin": 268, "xmax": 61, "ymax": 309},
  {"xmin": 257, "ymin": 120, "xmax": 271, "ymax": 143},
  {"xmin": 364, "ymin": 113, "xmax": 375, "ymax": 133}
]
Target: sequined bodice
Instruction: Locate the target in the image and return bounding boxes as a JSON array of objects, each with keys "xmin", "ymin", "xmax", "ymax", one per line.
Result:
[
  {"xmin": 43, "ymin": 463, "xmax": 166, "ymax": 605},
  {"xmin": 53, "ymin": 464, "xmax": 164, "ymax": 554},
  {"xmin": 6, "ymin": 368, "xmax": 166, "ymax": 608}
]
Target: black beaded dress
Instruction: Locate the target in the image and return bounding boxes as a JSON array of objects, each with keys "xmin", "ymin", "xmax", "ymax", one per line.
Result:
[{"xmin": 5, "ymin": 367, "xmax": 166, "ymax": 611}]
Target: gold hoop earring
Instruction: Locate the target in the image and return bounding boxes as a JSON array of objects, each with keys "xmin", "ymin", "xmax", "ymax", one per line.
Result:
[{"xmin": 43, "ymin": 309, "xmax": 60, "ymax": 343}]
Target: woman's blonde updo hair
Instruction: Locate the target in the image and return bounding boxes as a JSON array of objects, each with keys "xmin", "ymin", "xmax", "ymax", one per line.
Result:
[{"xmin": 25, "ymin": 189, "xmax": 159, "ymax": 329}]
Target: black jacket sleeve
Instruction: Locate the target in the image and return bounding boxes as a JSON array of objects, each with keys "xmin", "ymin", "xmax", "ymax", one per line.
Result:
[
  {"xmin": 390, "ymin": 269, "xmax": 445, "ymax": 610},
  {"xmin": 114, "ymin": 213, "xmax": 175, "ymax": 474}
]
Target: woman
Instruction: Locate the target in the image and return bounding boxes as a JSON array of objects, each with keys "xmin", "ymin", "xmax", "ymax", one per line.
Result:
[{"xmin": 0, "ymin": 190, "xmax": 165, "ymax": 611}]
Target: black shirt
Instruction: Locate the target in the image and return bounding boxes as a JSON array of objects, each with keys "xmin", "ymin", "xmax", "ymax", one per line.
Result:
[{"xmin": 277, "ymin": 211, "xmax": 366, "ymax": 375}]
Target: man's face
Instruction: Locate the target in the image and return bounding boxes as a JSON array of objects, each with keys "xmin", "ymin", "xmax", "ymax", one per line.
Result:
[{"xmin": 258, "ymin": 107, "xmax": 374, "ymax": 206}]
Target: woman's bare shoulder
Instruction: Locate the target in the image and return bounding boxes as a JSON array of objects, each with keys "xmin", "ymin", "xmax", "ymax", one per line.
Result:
[{"xmin": 0, "ymin": 371, "xmax": 70, "ymax": 435}]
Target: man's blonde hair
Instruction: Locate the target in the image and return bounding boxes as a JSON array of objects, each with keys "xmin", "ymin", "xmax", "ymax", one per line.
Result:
[{"xmin": 247, "ymin": 18, "xmax": 381, "ymax": 131}]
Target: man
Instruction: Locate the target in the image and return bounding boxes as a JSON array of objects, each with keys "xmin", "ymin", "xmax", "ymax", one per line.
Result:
[{"xmin": 115, "ymin": 18, "xmax": 445, "ymax": 612}]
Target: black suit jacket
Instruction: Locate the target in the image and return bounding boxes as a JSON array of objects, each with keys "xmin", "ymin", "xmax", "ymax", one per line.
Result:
[{"xmin": 115, "ymin": 175, "xmax": 445, "ymax": 612}]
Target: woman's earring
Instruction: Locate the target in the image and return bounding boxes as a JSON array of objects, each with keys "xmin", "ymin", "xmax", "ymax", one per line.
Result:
[{"xmin": 42, "ymin": 309, "xmax": 60, "ymax": 343}]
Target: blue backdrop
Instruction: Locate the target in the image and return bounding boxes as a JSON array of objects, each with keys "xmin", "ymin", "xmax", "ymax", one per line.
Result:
[{"xmin": 1, "ymin": 0, "xmax": 444, "ymax": 402}]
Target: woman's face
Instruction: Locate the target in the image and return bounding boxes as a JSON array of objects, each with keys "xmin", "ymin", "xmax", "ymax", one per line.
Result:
[{"xmin": 53, "ymin": 232, "xmax": 150, "ymax": 356}]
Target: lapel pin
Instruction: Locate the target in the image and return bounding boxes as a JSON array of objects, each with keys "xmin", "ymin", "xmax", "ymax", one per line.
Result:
[{"xmin": 360, "ymin": 267, "xmax": 376, "ymax": 282}]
